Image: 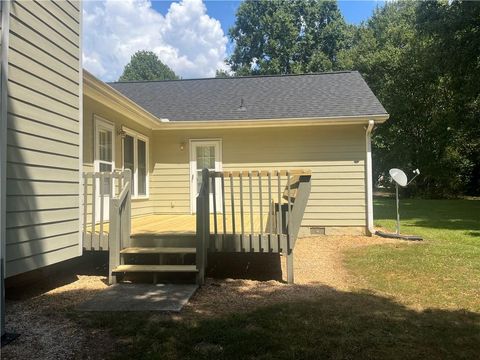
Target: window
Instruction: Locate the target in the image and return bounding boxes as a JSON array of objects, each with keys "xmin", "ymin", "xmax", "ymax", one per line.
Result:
[{"xmin": 122, "ymin": 128, "xmax": 149, "ymax": 198}]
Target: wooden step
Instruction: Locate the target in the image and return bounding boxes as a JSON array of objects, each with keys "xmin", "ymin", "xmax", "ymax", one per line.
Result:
[
  {"xmin": 112, "ymin": 264, "xmax": 198, "ymax": 273},
  {"xmin": 120, "ymin": 247, "xmax": 196, "ymax": 254}
]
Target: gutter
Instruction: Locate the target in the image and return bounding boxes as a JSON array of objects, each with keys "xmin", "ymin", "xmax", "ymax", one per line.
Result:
[
  {"xmin": 365, "ymin": 120, "xmax": 375, "ymax": 236},
  {"xmin": 158, "ymin": 115, "xmax": 389, "ymax": 130}
]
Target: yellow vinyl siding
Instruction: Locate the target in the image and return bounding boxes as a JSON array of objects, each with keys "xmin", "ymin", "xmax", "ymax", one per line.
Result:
[
  {"xmin": 9, "ymin": 34, "xmax": 79, "ymax": 82},
  {"xmin": 150, "ymin": 125, "xmax": 367, "ymax": 230},
  {"xmin": 10, "ymin": 2, "xmax": 79, "ymax": 58},
  {"xmin": 7, "ymin": 98, "xmax": 79, "ymax": 132},
  {"xmin": 5, "ymin": 0, "xmax": 81, "ymax": 277},
  {"xmin": 6, "ymin": 220, "xmax": 79, "ymax": 245},
  {"xmin": 5, "ymin": 245, "xmax": 79, "ymax": 278},
  {"xmin": 7, "ymin": 114, "xmax": 79, "ymax": 145}
]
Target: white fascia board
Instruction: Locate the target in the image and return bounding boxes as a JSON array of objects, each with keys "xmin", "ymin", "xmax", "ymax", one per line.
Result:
[
  {"xmin": 83, "ymin": 71, "xmax": 162, "ymax": 130},
  {"xmin": 157, "ymin": 114, "xmax": 389, "ymax": 130}
]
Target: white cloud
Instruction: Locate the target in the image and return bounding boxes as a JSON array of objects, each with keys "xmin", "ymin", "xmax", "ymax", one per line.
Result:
[{"xmin": 83, "ymin": 0, "xmax": 229, "ymax": 81}]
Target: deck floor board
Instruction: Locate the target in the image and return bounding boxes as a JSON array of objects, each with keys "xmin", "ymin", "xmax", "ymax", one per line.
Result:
[{"xmin": 91, "ymin": 214, "xmax": 266, "ymax": 236}]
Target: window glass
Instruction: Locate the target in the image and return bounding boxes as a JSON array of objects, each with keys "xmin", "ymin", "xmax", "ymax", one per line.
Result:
[
  {"xmin": 98, "ymin": 129, "xmax": 112, "ymax": 162},
  {"xmin": 137, "ymin": 139, "xmax": 147, "ymax": 196},
  {"xmin": 196, "ymin": 145, "xmax": 215, "ymax": 169},
  {"xmin": 196, "ymin": 145, "xmax": 215, "ymax": 194},
  {"xmin": 124, "ymin": 135, "xmax": 135, "ymax": 193}
]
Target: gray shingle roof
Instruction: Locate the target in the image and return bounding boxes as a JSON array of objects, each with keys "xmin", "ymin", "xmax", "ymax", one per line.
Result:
[{"xmin": 108, "ymin": 71, "xmax": 387, "ymax": 122}]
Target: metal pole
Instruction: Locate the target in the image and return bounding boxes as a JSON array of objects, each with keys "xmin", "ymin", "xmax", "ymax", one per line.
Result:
[
  {"xmin": 1, "ymin": 259, "xmax": 4, "ymax": 339},
  {"xmin": 395, "ymin": 183, "xmax": 400, "ymax": 235}
]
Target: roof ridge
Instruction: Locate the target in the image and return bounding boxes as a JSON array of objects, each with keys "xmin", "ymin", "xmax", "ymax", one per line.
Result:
[{"xmin": 107, "ymin": 70, "xmax": 358, "ymax": 85}]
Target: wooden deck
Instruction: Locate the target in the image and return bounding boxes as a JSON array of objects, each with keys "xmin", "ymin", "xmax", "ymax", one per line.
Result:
[
  {"xmin": 131, "ymin": 214, "xmax": 199, "ymax": 235},
  {"xmin": 131, "ymin": 214, "xmax": 264, "ymax": 235},
  {"xmin": 85, "ymin": 214, "xmax": 263, "ymax": 251},
  {"xmin": 91, "ymin": 214, "xmax": 263, "ymax": 236}
]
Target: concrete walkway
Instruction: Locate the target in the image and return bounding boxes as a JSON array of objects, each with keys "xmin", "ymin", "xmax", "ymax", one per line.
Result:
[{"xmin": 77, "ymin": 283, "xmax": 198, "ymax": 312}]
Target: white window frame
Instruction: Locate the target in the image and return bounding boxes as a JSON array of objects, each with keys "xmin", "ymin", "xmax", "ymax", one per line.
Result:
[
  {"xmin": 122, "ymin": 126, "xmax": 149, "ymax": 199},
  {"xmin": 93, "ymin": 116, "xmax": 115, "ymax": 174},
  {"xmin": 93, "ymin": 115, "xmax": 115, "ymax": 222}
]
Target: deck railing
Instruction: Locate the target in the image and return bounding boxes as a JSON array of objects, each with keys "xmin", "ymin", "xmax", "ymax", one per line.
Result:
[
  {"xmin": 195, "ymin": 168, "xmax": 210, "ymax": 285},
  {"xmin": 82, "ymin": 170, "xmax": 131, "ymax": 250},
  {"xmin": 108, "ymin": 170, "xmax": 131, "ymax": 284},
  {"xmin": 196, "ymin": 169, "xmax": 312, "ymax": 283}
]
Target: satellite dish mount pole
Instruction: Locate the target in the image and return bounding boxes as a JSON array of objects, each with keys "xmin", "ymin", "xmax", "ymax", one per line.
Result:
[{"xmin": 395, "ymin": 182, "xmax": 400, "ymax": 235}]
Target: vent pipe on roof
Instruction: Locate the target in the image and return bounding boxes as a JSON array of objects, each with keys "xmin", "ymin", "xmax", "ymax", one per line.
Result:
[
  {"xmin": 237, "ymin": 98, "xmax": 246, "ymax": 111},
  {"xmin": 160, "ymin": 118, "xmax": 170, "ymax": 123}
]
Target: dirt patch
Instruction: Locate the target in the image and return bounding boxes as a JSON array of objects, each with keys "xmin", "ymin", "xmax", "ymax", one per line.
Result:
[
  {"xmin": 2, "ymin": 274, "xmax": 114, "ymax": 360},
  {"xmin": 2, "ymin": 235, "xmax": 392, "ymax": 359},
  {"xmin": 183, "ymin": 235, "xmax": 395, "ymax": 318}
]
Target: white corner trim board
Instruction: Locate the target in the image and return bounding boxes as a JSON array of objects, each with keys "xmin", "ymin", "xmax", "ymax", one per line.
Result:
[{"xmin": 0, "ymin": 0, "xmax": 10, "ymax": 338}]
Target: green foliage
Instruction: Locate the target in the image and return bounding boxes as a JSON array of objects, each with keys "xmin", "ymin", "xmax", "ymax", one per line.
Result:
[
  {"xmin": 228, "ymin": 0, "xmax": 480, "ymax": 197},
  {"xmin": 353, "ymin": 1, "xmax": 480, "ymax": 197},
  {"xmin": 119, "ymin": 50, "xmax": 179, "ymax": 81},
  {"xmin": 215, "ymin": 69, "xmax": 231, "ymax": 78},
  {"xmin": 228, "ymin": 0, "xmax": 354, "ymax": 75}
]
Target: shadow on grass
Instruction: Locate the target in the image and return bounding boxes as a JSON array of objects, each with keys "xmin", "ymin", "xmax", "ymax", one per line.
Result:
[
  {"xmin": 4, "ymin": 250, "xmax": 480, "ymax": 360},
  {"xmin": 374, "ymin": 198, "xmax": 480, "ymax": 232},
  {"xmin": 70, "ymin": 281, "xmax": 480, "ymax": 360}
]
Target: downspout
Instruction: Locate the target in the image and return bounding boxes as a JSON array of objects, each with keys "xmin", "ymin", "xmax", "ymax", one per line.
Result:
[{"xmin": 365, "ymin": 120, "xmax": 375, "ymax": 236}]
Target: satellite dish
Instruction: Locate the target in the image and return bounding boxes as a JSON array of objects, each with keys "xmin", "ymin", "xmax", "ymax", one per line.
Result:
[
  {"xmin": 375, "ymin": 168, "xmax": 422, "ymax": 241},
  {"xmin": 389, "ymin": 168, "xmax": 408, "ymax": 187}
]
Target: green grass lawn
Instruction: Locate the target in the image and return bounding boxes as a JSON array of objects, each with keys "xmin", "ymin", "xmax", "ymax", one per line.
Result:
[
  {"xmin": 73, "ymin": 198, "xmax": 480, "ymax": 359},
  {"xmin": 346, "ymin": 198, "xmax": 480, "ymax": 312},
  {"xmin": 74, "ymin": 289, "xmax": 480, "ymax": 360}
]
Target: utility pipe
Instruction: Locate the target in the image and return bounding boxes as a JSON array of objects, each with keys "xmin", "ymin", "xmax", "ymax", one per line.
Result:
[{"xmin": 365, "ymin": 120, "xmax": 375, "ymax": 236}]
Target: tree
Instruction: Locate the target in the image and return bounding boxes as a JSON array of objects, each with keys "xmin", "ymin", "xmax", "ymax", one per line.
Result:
[
  {"xmin": 228, "ymin": 0, "xmax": 480, "ymax": 197},
  {"xmin": 416, "ymin": 1, "xmax": 480, "ymax": 195},
  {"xmin": 349, "ymin": 0, "xmax": 479, "ymax": 197},
  {"xmin": 228, "ymin": 0, "xmax": 354, "ymax": 75},
  {"xmin": 119, "ymin": 51, "xmax": 179, "ymax": 81},
  {"xmin": 215, "ymin": 69, "xmax": 232, "ymax": 78}
]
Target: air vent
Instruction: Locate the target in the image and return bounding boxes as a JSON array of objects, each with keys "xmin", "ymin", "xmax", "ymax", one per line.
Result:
[{"xmin": 310, "ymin": 227, "xmax": 326, "ymax": 235}]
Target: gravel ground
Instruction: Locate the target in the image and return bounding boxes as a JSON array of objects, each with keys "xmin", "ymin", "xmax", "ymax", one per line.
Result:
[
  {"xmin": 2, "ymin": 275, "xmax": 110, "ymax": 360},
  {"xmin": 183, "ymin": 235, "xmax": 394, "ymax": 318},
  {"xmin": 1, "ymin": 235, "xmax": 392, "ymax": 359}
]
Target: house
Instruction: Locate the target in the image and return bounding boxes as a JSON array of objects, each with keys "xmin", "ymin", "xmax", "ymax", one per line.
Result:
[
  {"xmin": 85, "ymin": 70, "xmax": 388, "ymax": 236},
  {"xmin": 0, "ymin": 0, "xmax": 388, "ymax": 338}
]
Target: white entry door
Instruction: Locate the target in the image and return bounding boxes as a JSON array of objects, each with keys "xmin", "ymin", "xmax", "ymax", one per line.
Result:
[
  {"xmin": 94, "ymin": 117, "xmax": 115, "ymax": 222},
  {"xmin": 189, "ymin": 140, "xmax": 222, "ymax": 213}
]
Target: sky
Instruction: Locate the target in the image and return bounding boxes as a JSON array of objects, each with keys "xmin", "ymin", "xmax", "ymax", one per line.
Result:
[{"xmin": 83, "ymin": 0, "xmax": 385, "ymax": 82}]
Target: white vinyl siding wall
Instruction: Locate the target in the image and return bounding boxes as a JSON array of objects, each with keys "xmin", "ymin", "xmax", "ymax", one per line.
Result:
[{"xmin": 5, "ymin": 0, "xmax": 81, "ymax": 277}]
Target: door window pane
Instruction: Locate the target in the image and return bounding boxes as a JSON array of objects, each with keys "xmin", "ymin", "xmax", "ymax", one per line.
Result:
[
  {"xmin": 196, "ymin": 145, "xmax": 215, "ymax": 170},
  {"xmin": 98, "ymin": 129, "xmax": 112, "ymax": 162},
  {"xmin": 124, "ymin": 135, "xmax": 135, "ymax": 193},
  {"xmin": 195, "ymin": 144, "xmax": 216, "ymax": 195},
  {"xmin": 137, "ymin": 139, "xmax": 147, "ymax": 196}
]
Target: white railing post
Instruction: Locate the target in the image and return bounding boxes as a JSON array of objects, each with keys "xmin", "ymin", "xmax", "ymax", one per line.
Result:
[
  {"xmin": 196, "ymin": 168, "xmax": 210, "ymax": 285},
  {"xmin": 123, "ymin": 170, "xmax": 132, "ymax": 249},
  {"xmin": 108, "ymin": 197, "xmax": 119, "ymax": 284},
  {"xmin": 108, "ymin": 169, "xmax": 131, "ymax": 285}
]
